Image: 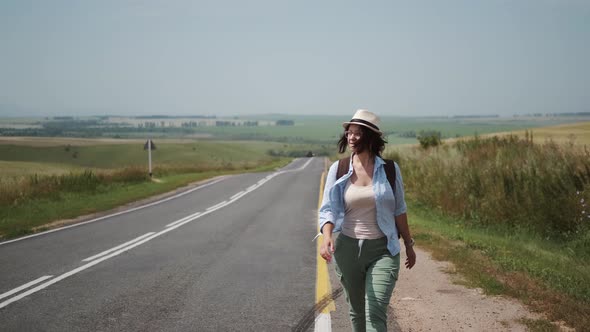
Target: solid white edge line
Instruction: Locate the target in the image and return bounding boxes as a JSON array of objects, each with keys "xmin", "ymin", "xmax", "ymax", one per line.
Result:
[
  {"xmin": 247, "ymin": 184, "xmax": 257, "ymax": 191},
  {"xmin": 82, "ymin": 232, "xmax": 156, "ymax": 262},
  {"xmin": 0, "ymin": 275, "xmax": 53, "ymax": 301},
  {"xmin": 314, "ymin": 313, "xmax": 332, "ymax": 332},
  {"xmin": 0, "ymin": 177, "xmax": 227, "ymax": 246}
]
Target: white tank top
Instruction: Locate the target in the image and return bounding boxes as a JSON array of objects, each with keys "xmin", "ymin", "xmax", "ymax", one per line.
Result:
[{"xmin": 342, "ymin": 180, "xmax": 385, "ymax": 239}]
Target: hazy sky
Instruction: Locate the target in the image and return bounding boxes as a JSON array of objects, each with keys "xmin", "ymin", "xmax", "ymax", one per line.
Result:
[{"xmin": 1, "ymin": 0, "xmax": 589, "ymax": 117}]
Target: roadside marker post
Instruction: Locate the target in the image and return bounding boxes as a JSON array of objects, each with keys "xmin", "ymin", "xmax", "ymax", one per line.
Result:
[{"xmin": 144, "ymin": 139, "xmax": 156, "ymax": 177}]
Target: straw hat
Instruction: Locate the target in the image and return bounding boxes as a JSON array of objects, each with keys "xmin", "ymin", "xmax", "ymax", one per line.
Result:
[{"xmin": 342, "ymin": 109, "xmax": 382, "ymax": 135}]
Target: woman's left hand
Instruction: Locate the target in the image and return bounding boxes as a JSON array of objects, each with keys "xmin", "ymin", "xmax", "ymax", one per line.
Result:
[{"xmin": 405, "ymin": 246, "xmax": 416, "ymax": 269}]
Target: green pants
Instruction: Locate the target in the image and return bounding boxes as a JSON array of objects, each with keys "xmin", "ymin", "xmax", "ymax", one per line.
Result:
[{"xmin": 334, "ymin": 234, "xmax": 400, "ymax": 332}]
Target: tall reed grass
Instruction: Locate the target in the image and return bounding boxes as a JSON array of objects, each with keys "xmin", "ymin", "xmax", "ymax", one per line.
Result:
[
  {"xmin": 0, "ymin": 159, "xmax": 279, "ymax": 207},
  {"xmin": 386, "ymin": 135, "xmax": 590, "ymax": 241},
  {"xmin": 0, "ymin": 167, "xmax": 149, "ymax": 206},
  {"xmin": 150, "ymin": 159, "xmax": 273, "ymax": 176}
]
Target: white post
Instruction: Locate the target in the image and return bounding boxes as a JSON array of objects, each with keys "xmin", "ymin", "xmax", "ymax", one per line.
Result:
[{"xmin": 148, "ymin": 139, "xmax": 152, "ymax": 177}]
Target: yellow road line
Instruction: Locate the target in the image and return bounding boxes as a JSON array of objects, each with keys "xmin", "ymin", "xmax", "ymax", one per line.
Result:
[{"xmin": 316, "ymin": 166, "xmax": 335, "ymax": 313}]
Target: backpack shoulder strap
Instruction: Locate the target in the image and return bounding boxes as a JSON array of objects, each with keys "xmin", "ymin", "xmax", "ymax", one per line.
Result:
[
  {"xmin": 385, "ymin": 159, "xmax": 401, "ymax": 238},
  {"xmin": 336, "ymin": 156, "xmax": 351, "ymax": 180},
  {"xmin": 384, "ymin": 159, "xmax": 397, "ymax": 193}
]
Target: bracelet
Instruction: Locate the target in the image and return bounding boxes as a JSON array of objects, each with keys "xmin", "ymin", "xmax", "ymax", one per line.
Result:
[{"xmin": 404, "ymin": 238, "xmax": 415, "ymax": 247}]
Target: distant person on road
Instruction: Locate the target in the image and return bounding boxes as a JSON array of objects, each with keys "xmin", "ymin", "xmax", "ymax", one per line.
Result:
[{"xmin": 319, "ymin": 109, "xmax": 416, "ymax": 332}]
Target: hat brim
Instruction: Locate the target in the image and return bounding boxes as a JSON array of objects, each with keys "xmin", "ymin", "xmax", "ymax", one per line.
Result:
[{"xmin": 342, "ymin": 121, "xmax": 383, "ymax": 136}]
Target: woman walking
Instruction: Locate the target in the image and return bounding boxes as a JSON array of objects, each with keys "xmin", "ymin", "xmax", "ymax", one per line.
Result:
[{"xmin": 319, "ymin": 109, "xmax": 416, "ymax": 332}]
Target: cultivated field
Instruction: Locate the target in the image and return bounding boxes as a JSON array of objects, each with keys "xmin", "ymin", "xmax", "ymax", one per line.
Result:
[
  {"xmin": 484, "ymin": 121, "xmax": 590, "ymax": 145},
  {"xmin": 2, "ymin": 114, "xmax": 586, "ymax": 144},
  {"xmin": 0, "ymin": 138, "xmax": 323, "ymax": 173},
  {"xmin": 0, "ymin": 136, "xmax": 148, "ymax": 147}
]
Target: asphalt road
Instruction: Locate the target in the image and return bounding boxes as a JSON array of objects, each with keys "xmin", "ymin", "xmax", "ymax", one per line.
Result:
[{"xmin": 0, "ymin": 157, "xmax": 324, "ymax": 331}]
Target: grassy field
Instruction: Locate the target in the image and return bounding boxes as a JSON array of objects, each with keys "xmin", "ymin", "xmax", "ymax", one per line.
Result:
[
  {"xmin": 410, "ymin": 202, "xmax": 589, "ymax": 331},
  {"xmin": 384, "ymin": 129, "xmax": 590, "ymax": 331},
  {"xmin": 0, "ymin": 161, "xmax": 84, "ymax": 177},
  {"xmin": 0, "ymin": 138, "xmax": 326, "ymax": 171},
  {"xmin": 482, "ymin": 121, "xmax": 590, "ymax": 146}
]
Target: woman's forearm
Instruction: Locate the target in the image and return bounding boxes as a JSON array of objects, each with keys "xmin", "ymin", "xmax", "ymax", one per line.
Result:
[
  {"xmin": 321, "ymin": 222, "xmax": 334, "ymax": 236},
  {"xmin": 394, "ymin": 213, "xmax": 413, "ymax": 245}
]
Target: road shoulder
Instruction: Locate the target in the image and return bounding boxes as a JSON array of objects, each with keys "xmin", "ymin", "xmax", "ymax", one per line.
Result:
[
  {"xmin": 326, "ymin": 243, "xmax": 546, "ymax": 331},
  {"xmin": 389, "ymin": 245, "xmax": 544, "ymax": 331}
]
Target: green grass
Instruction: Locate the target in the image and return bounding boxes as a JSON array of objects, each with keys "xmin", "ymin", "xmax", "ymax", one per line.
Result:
[
  {"xmin": 0, "ymin": 139, "xmax": 327, "ymax": 171},
  {"xmin": 0, "ymin": 158, "xmax": 290, "ymax": 239},
  {"xmin": 0, "ymin": 141, "xmax": 279, "ymax": 169},
  {"xmin": 409, "ymin": 201, "xmax": 589, "ymax": 331},
  {"xmin": 0, "ymin": 160, "xmax": 85, "ymax": 177},
  {"xmin": 387, "ymin": 135, "xmax": 590, "ymax": 237},
  {"xmin": 519, "ymin": 318, "xmax": 559, "ymax": 332}
]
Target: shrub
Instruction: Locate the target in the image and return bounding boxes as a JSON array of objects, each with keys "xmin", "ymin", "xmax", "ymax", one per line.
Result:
[{"xmin": 417, "ymin": 130, "xmax": 442, "ymax": 149}]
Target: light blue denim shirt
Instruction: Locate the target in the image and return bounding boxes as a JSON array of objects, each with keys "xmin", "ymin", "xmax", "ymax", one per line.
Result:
[{"xmin": 319, "ymin": 155, "xmax": 407, "ymax": 256}]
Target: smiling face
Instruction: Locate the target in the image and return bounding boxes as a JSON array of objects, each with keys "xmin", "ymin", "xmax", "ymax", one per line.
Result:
[
  {"xmin": 346, "ymin": 124, "xmax": 365, "ymax": 153},
  {"xmin": 338, "ymin": 122, "xmax": 386, "ymax": 156}
]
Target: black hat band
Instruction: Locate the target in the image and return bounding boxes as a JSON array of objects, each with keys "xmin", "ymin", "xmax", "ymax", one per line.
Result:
[{"xmin": 349, "ymin": 118, "xmax": 380, "ymax": 131}]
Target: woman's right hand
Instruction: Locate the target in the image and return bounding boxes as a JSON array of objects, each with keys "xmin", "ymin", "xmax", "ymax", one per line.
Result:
[{"xmin": 320, "ymin": 235, "xmax": 335, "ymax": 263}]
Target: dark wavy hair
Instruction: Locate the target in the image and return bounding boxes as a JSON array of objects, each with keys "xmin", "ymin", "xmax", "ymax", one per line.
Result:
[{"xmin": 338, "ymin": 125, "xmax": 387, "ymax": 157}]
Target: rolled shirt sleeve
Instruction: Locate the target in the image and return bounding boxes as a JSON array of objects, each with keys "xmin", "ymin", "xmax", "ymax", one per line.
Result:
[{"xmin": 318, "ymin": 161, "xmax": 338, "ymax": 233}]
